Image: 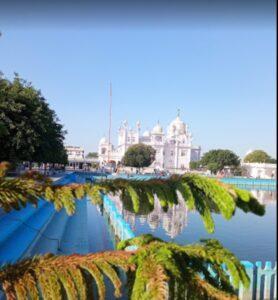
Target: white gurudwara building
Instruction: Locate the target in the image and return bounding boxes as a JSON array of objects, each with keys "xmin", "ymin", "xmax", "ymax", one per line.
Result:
[{"xmin": 98, "ymin": 114, "xmax": 201, "ymax": 170}]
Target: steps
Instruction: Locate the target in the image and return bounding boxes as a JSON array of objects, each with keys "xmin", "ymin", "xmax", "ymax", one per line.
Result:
[
  {"xmin": 24, "ymin": 209, "xmax": 70, "ymax": 257},
  {"xmin": 0, "ymin": 201, "xmax": 47, "ymax": 245},
  {"xmin": 59, "ymin": 199, "xmax": 89, "ymax": 254},
  {"xmin": 0, "ymin": 201, "xmax": 54, "ymax": 264},
  {"xmin": 0, "ymin": 173, "xmax": 112, "ymax": 265}
]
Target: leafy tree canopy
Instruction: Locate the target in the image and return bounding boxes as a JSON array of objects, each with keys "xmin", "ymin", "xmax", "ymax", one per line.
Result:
[
  {"xmin": 243, "ymin": 150, "xmax": 276, "ymax": 164},
  {"xmin": 200, "ymin": 149, "xmax": 240, "ymax": 174},
  {"xmin": 122, "ymin": 143, "xmax": 156, "ymax": 168},
  {"xmin": 86, "ymin": 152, "xmax": 98, "ymax": 158},
  {"xmin": 0, "ymin": 73, "xmax": 67, "ymax": 165}
]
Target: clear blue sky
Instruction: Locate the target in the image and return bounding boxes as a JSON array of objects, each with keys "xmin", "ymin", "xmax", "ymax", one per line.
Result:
[{"xmin": 0, "ymin": 25, "xmax": 276, "ymax": 158}]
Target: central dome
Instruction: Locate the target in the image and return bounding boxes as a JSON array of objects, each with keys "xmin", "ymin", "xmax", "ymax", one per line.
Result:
[{"xmin": 167, "ymin": 116, "xmax": 186, "ymax": 136}]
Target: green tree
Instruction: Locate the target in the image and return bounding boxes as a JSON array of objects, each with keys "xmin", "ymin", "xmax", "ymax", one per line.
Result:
[
  {"xmin": 233, "ymin": 165, "xmax": 248, "ymax": 176},
  {"xmin": 122, "ymin": 143, "xmax": 156, "ymax": 169},
  {"xmin": 0, "ymin": 74, "xmax": 67, "ymax": 165},
  {"xmin": 86, "ymin": 152, "xmax": 98, "ymax": 158},
  {"xmin": 200, "ymin": 149, "xmax": 240, "ymax": 174},
  {"xmin": 189, "ymin": 160, "xmax": 201, "ymax": 170},
  {"xmin": 244, "ymin": 150, "xmax": 276, "ymax": 163}
]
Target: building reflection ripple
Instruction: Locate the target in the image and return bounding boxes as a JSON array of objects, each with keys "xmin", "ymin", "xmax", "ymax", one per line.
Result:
[{"xmin": 108, "ymin": 189, "xmax": 276, "ymax": 239}]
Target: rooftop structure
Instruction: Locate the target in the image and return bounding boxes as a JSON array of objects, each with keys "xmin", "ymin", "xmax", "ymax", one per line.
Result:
[
  {"xmin": 65, "ymin": 146, "xmax": 85, "ymax": 161},
  {"xmin": 98, "ymin": 113, "xmax": 201, "ymax": 170}
]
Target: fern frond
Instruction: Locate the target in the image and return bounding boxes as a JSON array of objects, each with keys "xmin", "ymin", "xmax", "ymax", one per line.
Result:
[
  {"xmin": 126, "ymin": 185, "xmax": 140, "ymax": 213},
  {"xmin": 0, "ymin": 162, "xmax": 265, "ymax": 235},
  {"xmin": 0, "ymin": 251, "xmax": 134, "ymax": 300},
  {"xmin": 130, "ymin": 256, "xmax": 169, "ymax": 300},
  {"xmin": 119, "ymin": 234, "xmax": 248, "ymax": 299},
  {"xmin": 181, "ymin": 239, "xmax": 250, "ymax": 289},
  {"xmin": 186, "ymin": 272, "xmax": 238, "ymax": 300},
  {"xmin": 0, "ymin": 162, "xmax": 11, "ymax": 178},
  {"xmin": 0, "ymin": 234, "xmax": 249, "ymax": 299}
]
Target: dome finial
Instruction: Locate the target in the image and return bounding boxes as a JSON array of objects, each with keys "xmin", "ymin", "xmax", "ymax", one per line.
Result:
[{"xmin": 177, "ymin": 108, "xmax": 180, "ymax": 117}]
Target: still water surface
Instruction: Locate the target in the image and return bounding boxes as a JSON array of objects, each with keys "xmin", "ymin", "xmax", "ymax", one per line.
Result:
[{"xmin": 112, "ymin": 187, "xmax": 276, "ymax": 263}]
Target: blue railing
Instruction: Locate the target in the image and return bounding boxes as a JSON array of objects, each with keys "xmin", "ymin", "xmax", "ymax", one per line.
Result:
[
  {"xmin": 102, "ymin": 195, "xmax": 135, "ymax": 240},
  {"xmin": 219, "ymin": 177, "xmax": 276, "ymax": 187}
]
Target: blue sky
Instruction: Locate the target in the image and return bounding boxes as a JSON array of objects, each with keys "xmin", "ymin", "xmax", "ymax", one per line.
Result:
[{"xmin": 0, "ymin": 26, "xmax": 276, "ymax": 158}]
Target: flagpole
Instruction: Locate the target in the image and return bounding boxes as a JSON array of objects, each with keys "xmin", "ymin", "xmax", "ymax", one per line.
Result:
[{"xmin": 108, "ymin": 81, "xmax": 112, "ymax": 162}]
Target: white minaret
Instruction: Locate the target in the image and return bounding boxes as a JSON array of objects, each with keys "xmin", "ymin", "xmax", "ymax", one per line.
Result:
[
  {"xmin": 108, "ymin": 81, "xmax": 112, "ymax": 162},
  {"xmin": 136, "ymin": 121, "xmax": 141, "ymax": 143}
]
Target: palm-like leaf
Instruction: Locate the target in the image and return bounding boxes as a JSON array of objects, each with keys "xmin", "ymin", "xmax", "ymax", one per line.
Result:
[
  {"xmin": 0, "ymin": 234, "xmax": 248, "ymax": 300},
  {"xmin": 0, "ymin": 162, "xmax": 265, "ymax": 233},
  {"xmin": 0, "ymin": 251, "xmax": 134, "ymax": 300},
  {"xmin": 118, "ymin": 234, "xmax": 249, "ymax": 300}
]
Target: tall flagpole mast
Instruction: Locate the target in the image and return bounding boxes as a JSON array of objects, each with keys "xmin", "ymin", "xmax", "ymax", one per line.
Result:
[{"xmin": 108, "ymin": 81, "xmax": 112, "ymax": 162}]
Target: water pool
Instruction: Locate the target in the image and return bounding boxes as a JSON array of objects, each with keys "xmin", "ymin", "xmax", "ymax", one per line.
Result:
[
  {"xmin": 110, "ymin": 188, "xmax": 277, "ymax": 263},
  {"xmin": 0, "ymin": 172, "xmax": 276, "ymax": 300},
  {"xmin": 0, "ymin": 172, "xmax": 276, "ymax": 265}
]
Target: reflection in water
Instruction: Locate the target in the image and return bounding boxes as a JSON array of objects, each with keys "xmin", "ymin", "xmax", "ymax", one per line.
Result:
[
  {"xmin": 250, "ymin": 190, "xmax": 276, "ymax": 204},
  {"xmin": 109, "ymin": 189, "xmax": 276, "ymax": 239},
  {"xmin": 109, "ymin": 194, "xmax": 188, "ymax": 239}
]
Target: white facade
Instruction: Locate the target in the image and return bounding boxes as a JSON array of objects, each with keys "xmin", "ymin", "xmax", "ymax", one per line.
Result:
[
  {"xmin": 98, "ymin": 115, "xmax": 201, "ymax": 170},
  {"xmin": 65, "ymin": 146, "xmax": 85, "ymax": 161},
  {"xmin": 241, "ymin": 162, "xmax": 277, "ymax": 179}
]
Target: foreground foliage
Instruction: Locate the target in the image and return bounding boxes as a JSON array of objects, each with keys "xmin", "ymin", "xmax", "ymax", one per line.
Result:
[
  {"xmin": 0, "ymin": 162, "xmax": 265, "ymax": 233},
  {"xmin": 0, "ymin": 234, "xmax": 249, "ymax": 300},
  {"xmin": 0, "ymin": 162, "xmax": 264, "ymax": 299}
]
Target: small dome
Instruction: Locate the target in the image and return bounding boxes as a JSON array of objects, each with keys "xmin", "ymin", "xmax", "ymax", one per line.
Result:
[
  {"xmin": 99, "ymin": 136, "xmax": 107, "ymax": 144},
  {"xmin": 152, "ymin": 122, "xmax": 163, "ymax": 134},
  {"xmin": 143, "ymin": 130, "xmax": 150, "ymax": 137}
]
